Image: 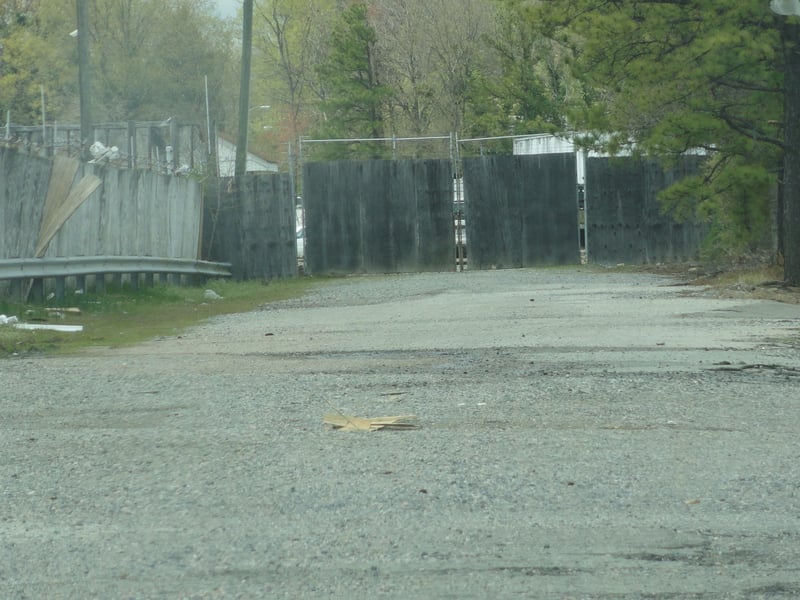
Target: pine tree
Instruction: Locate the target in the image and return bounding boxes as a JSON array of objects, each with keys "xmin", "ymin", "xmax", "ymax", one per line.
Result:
[
  {"xmin": 314, "ymin": 2, "xmax": 392, "ymax": 158},
  {"xmin": 529, "ymin": 0, "xmax": 798, "ymax": 279}
]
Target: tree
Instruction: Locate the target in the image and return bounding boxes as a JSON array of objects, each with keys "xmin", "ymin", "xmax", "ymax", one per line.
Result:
[
  {"xmin": 0, "ymin": 2, "xmax": 77, "ymax": 124},
  {"xmin": 529, "ymin": 0, "xmax": 796, "ymax": 280},
  {"xmin": 467, "ymin": 0, "xmax": 571, "ymax": 139},
  {"xmin": 422, "ymin": 0, "xmax": 493, "ymax": 135},
  {"xmin": 366, "ymin": 0, "xmax": 497, "ymax": 157},
  {"xmin": 313, "ymin": 1, "xmax": 393, "ymax": 158},
  {"xmin": 371, "ymin": 0, "xmax": 437, "ymax": 137},
  {"xmin": 0, "ymin": 1, "xmax": 237, "ymax": 127},
  {"xmin": 776, "ymin": 14, "xmax": 800, "ymax": 285},
  {"xmin": 251, "ymin": 0, "xmax": 337, "ymax": 166},
  {"xmin": 88, "ymin": 0, "xmax": 236, "ymax": 123}
]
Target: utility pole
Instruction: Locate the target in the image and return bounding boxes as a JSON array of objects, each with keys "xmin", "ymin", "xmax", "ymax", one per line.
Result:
[
  {"xmin": 771, "ymin": 0, "xmax": 800, "ymax": 284},
  {"xmin": 76, "ymin": 0, "xmax": 92, "ymax": 160},
  {"xmin": 780, "ymin": 20, "xmax": 800, "ymax": 285},
  {"xmin": 235, "ymin": 0, "xmax": 254, "ymax": 177}
]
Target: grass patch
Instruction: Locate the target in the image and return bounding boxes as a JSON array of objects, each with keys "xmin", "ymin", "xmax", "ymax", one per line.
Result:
[
  {"xmin": 0, "ymin": 277, "xmax": 319, "ymax": 358},
  {"xmin": 687, "ymin": 264, "xmax": 800, "ymax": 301},
  {"xmin": 582, "ymin": 261, "xmax": 798, "ymax": 304},
  {"xmin": 688, "ymin": 263, "xmax": 781, "ymax": 287}
]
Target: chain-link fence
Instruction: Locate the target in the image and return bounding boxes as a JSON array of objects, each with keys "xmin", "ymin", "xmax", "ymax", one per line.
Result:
[{"xmin": 2, "ymin": 117, "xmax": 207, "ymax": 174}]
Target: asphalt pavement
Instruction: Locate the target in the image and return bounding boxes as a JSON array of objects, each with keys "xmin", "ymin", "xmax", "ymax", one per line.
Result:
[{"xmin": 2, "ymin": 268, "xmax": 800, "ymax": 599}]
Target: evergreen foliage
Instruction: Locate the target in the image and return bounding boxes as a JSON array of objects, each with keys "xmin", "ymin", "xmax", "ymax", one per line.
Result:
[
  {"xmin": 526, "ymin": 0, "xmax": 788, "ymax": 263},
  {"xmin": 313, "ymin": 2, "xmax": 393, "ymax": 158}
]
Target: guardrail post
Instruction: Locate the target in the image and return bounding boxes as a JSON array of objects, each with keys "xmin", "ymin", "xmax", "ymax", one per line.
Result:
[
  {"xmin": 95, "ymin": 273, "xmax": 105, "ymax": 294},
  {"xmin": 10, "ymin": 279, "xmax": 22, "ymax": 302},
  {"xmin": 29, "ymin": 278, "xmax": 44, "ymax": 302},
  {"xmin": 55, "ymin": 277, "xmax": 66, "ymax": 302}
]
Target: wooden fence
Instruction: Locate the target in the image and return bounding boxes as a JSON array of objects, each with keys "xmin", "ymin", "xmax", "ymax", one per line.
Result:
[
  {"xmin": 299, "ymin": 154, "xmax": 704, "ymax": 274},
  {"xmin": 302, "ymin": 159, "xmax": 454, "ymax": 275},
  {"xmin": 202, "ymin": 174, "xmax": 298, "ymax": 280},
  {"xmin": 1, "ymin": 147, "xmax": 207, "ymax": 298},
  {"xmin": 586, "ymin": 156, "xmax": 707, "ymax": 264}
]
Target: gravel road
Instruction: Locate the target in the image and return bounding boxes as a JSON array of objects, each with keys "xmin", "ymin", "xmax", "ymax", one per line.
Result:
[{"xmin": 3, "ymin": 267, "xmax": 800, "ymax": 599}]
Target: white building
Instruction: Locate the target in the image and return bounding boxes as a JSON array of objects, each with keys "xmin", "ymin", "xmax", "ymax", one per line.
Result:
[
  {"xmin": 512, "ymin": 133, "xmax": 620, "ymax": 187},
  {"xmin": 514, "ymin": 132, "xmax": 704, "ymax": 185},
  {"xmin": 216, "ymin": 133, "xmax": 279, "ymax": 176}
]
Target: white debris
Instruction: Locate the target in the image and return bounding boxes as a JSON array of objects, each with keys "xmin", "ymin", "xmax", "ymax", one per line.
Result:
[
  {"xmin": 0, "ymin": 314, "xmax": 19, "ymax": 325},
  {"xmin": 89, "ymin": 141, "xmax": 120, "ymax": 163},
  {"xmin": 771, "ymin": 0, "xmax": 800, "ymax": 16},
  {"xmin": 204, "ymin": 289, "xmax": 223, "ymax": 301},
  {"xmin": 14, "ymin": 323, "xmax": 83, "ymax": 332}
]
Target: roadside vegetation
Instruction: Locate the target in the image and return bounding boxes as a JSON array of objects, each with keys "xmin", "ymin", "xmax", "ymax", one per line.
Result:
[
  {"xmin": 610, "ymin": 260, "xmax": 800, "ymax": 305},
  {"xmin": 688, "ymin": 266, "xmax": 800, "ymax": 305},
  {"xmin": 0, "ymin": 277, "xmax": 318, "ymax": 358}
]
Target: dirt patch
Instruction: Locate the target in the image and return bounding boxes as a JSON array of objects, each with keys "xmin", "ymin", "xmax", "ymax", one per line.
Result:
[{"xmin": 607, "ymin": 261, "xmax": 800, "ymax": 304}]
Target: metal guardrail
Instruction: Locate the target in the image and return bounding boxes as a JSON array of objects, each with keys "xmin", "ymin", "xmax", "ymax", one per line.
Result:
[
  {"xmin": 0, "ymin": 256, "xmax": 232, "ymax": 301},
  {"xmin": 0, "ymin": 256, "xmax": 231, "ymax": 279}
]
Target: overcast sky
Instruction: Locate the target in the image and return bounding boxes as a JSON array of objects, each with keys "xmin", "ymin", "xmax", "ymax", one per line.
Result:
[{"xmin": 214, "ymin": 0, "xmax": 241, "ymax": 19}]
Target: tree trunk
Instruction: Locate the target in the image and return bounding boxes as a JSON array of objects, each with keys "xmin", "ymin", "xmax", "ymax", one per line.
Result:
[{"xmin": 782, "ymin": 20, "xmax": 800, "ymax": 285}]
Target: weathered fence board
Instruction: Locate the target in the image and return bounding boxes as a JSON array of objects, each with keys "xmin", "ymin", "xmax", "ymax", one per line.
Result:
[
  {"xmin": 40, "ymin": 163, "xmax": 203, "ymax": 259},
  {"xmin": 35, "ymin": 170, "xmax": 101, "ymax": 257},
  {"xmin": 302, "ymin": 159, "xmax": 454, "ymax": 274},
  {"xmin": 585, "ymin": 156, "xmax": 706, "ymax": 264},
  {"xmin": 462, "ymin": 153, "xmax": 580, "ymax": 269},
  {"xmin": 0, "ymin": 148, "xmax": 52, "ymax": 258},
  {"xmin": 202, "ymin": 174, "xmax": 297, "ymax": 280},
  {"xmin": 1, "ymin": 147, "xmax": 204, "ymax": 262}
]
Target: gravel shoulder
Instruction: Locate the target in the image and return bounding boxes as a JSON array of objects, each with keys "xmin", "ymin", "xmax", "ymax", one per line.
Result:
[{"xmin": 3, "ymin": 267, "xmax": 800, "ymax": 599}]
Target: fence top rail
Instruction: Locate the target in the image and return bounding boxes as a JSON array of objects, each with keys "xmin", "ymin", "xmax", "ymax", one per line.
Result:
[
  {"xmin": 5, "ymin": 120, "xmax": 202, "ymax": 130},
  {"xmin": 458, "ymin": 134, "xmax": 541, "ymax": 143},
  {"xmin": 299, "ymin": 133, "xmax": 563, "ymax": 145},
  {"xmin": 300, "ymin": 135, "xmax": 452, "ymax": 144}
]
